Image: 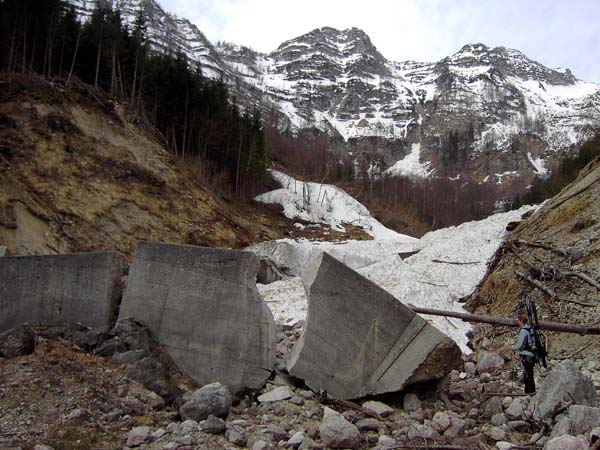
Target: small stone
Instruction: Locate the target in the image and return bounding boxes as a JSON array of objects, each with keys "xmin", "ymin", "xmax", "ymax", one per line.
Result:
[
  {"xmin": 199, "ymin": 415, "xmax": 227, "ymax": 434},
  {"xmin": 288, "ymin": 431, "xmax": 305, "ymax": 447},
  {"xmin": 179, "ymin": 382, "xmax": 232, "ymax": 421},
  {"xmin": 126, "ymin": 426, "xmax": 153, "ymax": 447},
  {"xmin": 477, "ymin": 351, "xmax": 505, "ymax": 373},
  {"xmin": 407, "ymin": 423, "xmax": 438, "ymax": 440},
  {"xmin": 491, "ymin": 413, "xmax": 508, "ymax": 426},
  {"xmin": 507, "ymin": 421, "xmax": 530, "ymax": 432},
  {"xmin": 486, "ymin": 426, "xmax": 507, "ymax": 441},
  {"xmin": 152, "ymin": 428, "xmax": 166, "ymax": 440},
  {"xmin": 251, "ymin": 440, "xmax": 270, "ymax": 450},
  {"xmin": 378, "ymin": 435, "xmax": 396, "ymax": 447},
  {"xmin": 356, "ymin": 418, "xmax": 384, "ymax": 432},
  {"xmin": 320, "ymin": 407, "xmax": 361, "ymax": 449},
  {"xmin": 141, "ymin": 390, "xmax": 166, "ymax": 410},
  {"xmin": 225, "ymin": 426, "xmax": 247, "ymax": 446},
  {"xmin": 496, "ymin": 441, "xmax": 518, "ymax": 450},
  {"xmin": 289, "ymin": 395, "xmax": 305, "ymax": 406},
  {"xmin": 444, "ymin": 416, "xmax": 467, "ymax": 438},
  {"xmin": 483, "ymin": 397, "xmax": 503, "ymax": 419},
  {"xmin": 299, "ymin": 390, "xmax": 315, "ymax": 399},
  {"xmin": 432, "ymin": 411, "xmax": 452, "ymax": 432},
  {"xmin": 34, "ymin": 446, "xmax": 55, "ymax": 450},
  {"xmin": 64, "ymin": 408, "xmax": 90, "ymax": 425},
  {"xmin": 505, "ymin": 400, "xmax": 524, "ymax": 420},
  {"xmin": 123, "ymin": 397, "xmax": 146, "ymax": 415},
  {"xmin": 175, "ymin": 435, "xmax": 193, "ymax": 446},
  {"xmin": 179, "ymin": 419, "xmax": 199, "ymax": 433},
  {"xmin": 265, "ymin": 424, "xmax": 289, "ymax": 440},
  {"xmin": 258, "ymin": 386, "xmax": 294, "ymax": 403},
  {"xmin": 363, "ymin": 400, "xmax": 394, "ymax": 417},
  {"xmin": 464, "ymin": 361, "xmax": 476, "ymax": 376},
  {"xmin": 403, "ymin": 393, "xmax": 421, "ymax": 412}
]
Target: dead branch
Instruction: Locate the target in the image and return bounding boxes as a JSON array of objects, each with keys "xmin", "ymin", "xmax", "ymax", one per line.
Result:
[
  {"xmin": 515, "ymin": 239, "xmax": 578, "ymax": 259},
  {"xmin": 572, "ymin": 341, "xmax": 594, "ymax": 356},
  {"xmin": 516, "ymin": 270, "xmax": 558, "ymax": 298},
  {"xmin": 431, "ymin": 259, "xmax": 481, "ymax": 265},
  {"xmin": 508, "ymin": 245, "xmax": 548, "ymax": 277},
  {"xmin": 563, "ymin": 271, "xmax": 600, "ymax": 291},
  {"xmin": 416, "ymin": 280, "xmax": 448, "ymax": 287},
  {"xmin": 516, "ymin": 271, "xmax": 596, "ymax": 307}
]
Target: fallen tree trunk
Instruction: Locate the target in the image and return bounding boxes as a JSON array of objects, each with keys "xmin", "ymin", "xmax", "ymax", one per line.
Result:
[{"xmin": 409, "ymin": 306, "xmax": 600, "ymax": 335}]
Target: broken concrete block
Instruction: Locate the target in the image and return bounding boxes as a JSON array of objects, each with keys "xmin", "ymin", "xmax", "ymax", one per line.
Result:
[
  {"xmin": 287, "ymin": 252, "xmax": 461, "ymax": 400},
  {"xmin": 0, "ymin": 252, "xmax": 123, "ymax": 333},
  {"xmin": 119, "ymin": 241, "xmax": 276, "ymax": 394}
]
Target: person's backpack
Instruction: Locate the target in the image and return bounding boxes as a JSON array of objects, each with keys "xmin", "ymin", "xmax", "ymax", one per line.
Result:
[{"xmin": 526, "ymin": 297, "xmax": 548, "ymax": 368}]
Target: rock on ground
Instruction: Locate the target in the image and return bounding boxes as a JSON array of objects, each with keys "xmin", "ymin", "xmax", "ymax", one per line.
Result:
[
  {"xmin": 551, "ymin": 405, "xmax": 600, "ymax": 439},
  {"xmin": 544, "ymin": 434, "xmax": 589, "ymax": 450},
  {"xmin": 0, "ymin": 325, "xmax": 35, "ymax": 358},
  {"xmin": 531, "ymin": 360, "xmax": 598, "ymax": 420},
  {"xmin": 320, "ymin": 407, "xmax": 362, "ymax": 449},
  {"xmin": 179, "ymin": 382, "xmax": 232, "ymax": 422},
  {"xmin": 258, "ymin": 385, "xmax": 294, "ymax": 403}
]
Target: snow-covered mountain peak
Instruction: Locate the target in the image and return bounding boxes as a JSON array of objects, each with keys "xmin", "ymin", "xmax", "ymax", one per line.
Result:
[
  {"xmin": 67, "ymin": 0, "xmax": 600, "ymax": 189},
  {"xmin": 442, "ymin": 42, "xmax": 578, "ymax": 86}
]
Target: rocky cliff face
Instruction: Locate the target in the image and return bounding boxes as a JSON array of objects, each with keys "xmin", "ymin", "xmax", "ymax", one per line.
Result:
[{"xmin": 67, "ymin": 1, "xmax": 600, "ymax": 189}]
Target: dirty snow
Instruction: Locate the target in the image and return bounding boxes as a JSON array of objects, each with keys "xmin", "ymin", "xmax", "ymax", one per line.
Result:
[
  {"xmin": 384, "ymin": 143, "xmax": 434, "ymax": 178},
  {"xmin": 255, "ymin": 170, "xmax": 412, "ymax": 239},
  {"xmin": 253, "ymin": 175, "xmax": 535, "ymax": 352}
]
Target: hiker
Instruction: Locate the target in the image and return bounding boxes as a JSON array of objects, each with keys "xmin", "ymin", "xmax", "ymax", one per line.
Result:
[{"xmin": 513, "ymin": 314, "xmax": 536, "ymax": 394}]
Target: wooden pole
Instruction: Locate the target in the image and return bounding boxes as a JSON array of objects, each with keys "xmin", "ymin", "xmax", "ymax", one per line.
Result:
[{"xmin": 409, "ymin": 306, "xmax": 600, "ymax": 335}]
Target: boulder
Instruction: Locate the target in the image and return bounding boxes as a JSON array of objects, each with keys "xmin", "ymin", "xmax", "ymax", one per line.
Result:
[
  {"xmin": 544, "ymin": 434, "xmax": 589, "ymax": 450},
  {"xmin": 0, "ymin": 325, "xmax": 35, "ymax": 358},
  {"xmin": 550, "ymin": 405, "xmax": 600, "ymax": 439},
  {"xmin": 531, "ymin": 360, "xmax": 598, "ymax": 420},
  {"xmin": 287, "ymin": 252, "xmax": 461, "ymax": 399},
  {"xmin": 477, "ymin": 351, "xmax": 505, "ymax": 373},
  {"xmin": 320, "ymin": 407, "xmax": 362, "ymax": 449},
  {"xmin": 119, "ymin": 242, "xmax": 276, "ymax": 394},
  {"xmin": 179, "ymin": 382, "xmax": 232, "ymax": 422},
  {"xmin": 123, "ymin": 356, "xmax": 172, "ymax": 399}
]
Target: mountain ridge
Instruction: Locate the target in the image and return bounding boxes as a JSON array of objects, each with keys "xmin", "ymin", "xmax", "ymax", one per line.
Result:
[{"xmin": 66, "ymin": 0, "xmax": 600, "ymax": 191}]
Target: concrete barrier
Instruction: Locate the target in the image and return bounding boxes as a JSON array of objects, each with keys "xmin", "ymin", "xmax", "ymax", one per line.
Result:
[
  {"xmin": 119, "ymin": 242, "xmax": 276, "ymax": 394},
  {"xmin": 0, "ymin": 252, "xmax": 124, "ymax": 333},
  {"xmin": 287, "ymin": 252, "xmax": 462, "ymax": 400}
]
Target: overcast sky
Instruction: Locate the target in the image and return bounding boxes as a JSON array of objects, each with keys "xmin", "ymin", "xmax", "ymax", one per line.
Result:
[{"xmin": 160, "ymin": 0, "xmax": 600, "ymax": 82}]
